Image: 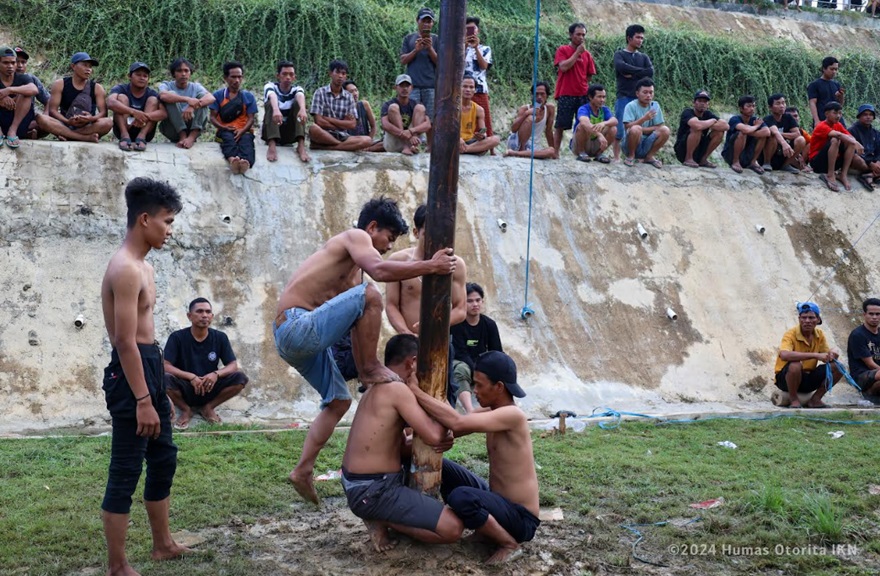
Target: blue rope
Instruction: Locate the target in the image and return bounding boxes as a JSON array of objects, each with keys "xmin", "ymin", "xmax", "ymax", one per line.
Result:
[
  {"xmin": 621, "ymin": 517, "xmax": 702, "ymax": 567},
  {"xmin": 560, "ymin": 407, "xmax": 880, "ymax": 428},
  {"xmin": 520, "ymin": 0, "xmax": 541, "ymax": 321},
  {"xmin": 826, "ymin": 358, "xmax": 861, "ymax": 393},
  {"xmin": 588, "ymin": 407, "xmax": 657, "ymax": 429}
]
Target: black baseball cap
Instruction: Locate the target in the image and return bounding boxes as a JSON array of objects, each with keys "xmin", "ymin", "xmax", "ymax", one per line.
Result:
[
  {"xmin": 417, "ymin": 7, "xmax": 435, "ymax": 21},
  {"xmin": 694, "ymin": 90, "xmax": 711, "ymax": 101},
  {"xmin": 129, "ymin": 62, "xmax": 151, "ymax": 74},
  {"xmin": 475, "ymin": 351, "xmax": 526, "ymax": 398},
  {"xmin": 13, "ymin": 47, "xmax": 29, "ymax": 60},
  {"xmin": 0, "ymin": 46, "xmax": 14, "ymax": 58}
]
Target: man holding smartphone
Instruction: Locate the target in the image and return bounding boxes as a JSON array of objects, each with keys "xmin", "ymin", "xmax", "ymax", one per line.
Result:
[
  {"xmin": 464, "ymin": 16, "xmax": 494, "ymax": 138},
  {"xmin": 400, "ymin": 7, "xmax": 439, "ymax": 147}
]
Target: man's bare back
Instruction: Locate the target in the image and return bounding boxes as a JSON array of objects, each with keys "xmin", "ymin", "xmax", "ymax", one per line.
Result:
[
  {"xmin": 386, "ymin": 248, "xmax": 467, "ymax": 335},
  {"xmin": 484, "ymin": 407, "xmax": 540, "ymax": 517}
]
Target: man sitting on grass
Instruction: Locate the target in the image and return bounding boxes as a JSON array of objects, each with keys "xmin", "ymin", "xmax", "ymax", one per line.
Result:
[
  {"xmin": 774, "ymin": 302, "xmax": 841, "ymax": 409},
  {"xmin": 409, "ymin": 351, "xmax": 540, "ymax": 564}
]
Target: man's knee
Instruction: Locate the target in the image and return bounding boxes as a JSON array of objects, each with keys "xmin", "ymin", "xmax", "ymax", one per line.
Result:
[
  {"xmin": 326, "ymin": 397, "xmax": 352, "ymax": 416},
  {"xmin": 144, "ymin": 444, "xmax": 178, "ymax": 502},
  {"xmin": 627, "ymin": 125, "xmax": 643, "ymax": 139},
  {"xmin": 446, "ymin": 487, "xmax": 487, "ymax": 530},
  {"xmin": 364, "ymin": 283, "xmax": 383, "ymax": 309},
  {"xmin": 786, "ymin": 362, "xmax": 803, "ymax": 377},
  {"xmin": 435, "ymin": 507, "xmax": 465, "ymax": 542},
  {"xmin": 657, "ymin": 125, "xmax": 671, "ymax": 138}
]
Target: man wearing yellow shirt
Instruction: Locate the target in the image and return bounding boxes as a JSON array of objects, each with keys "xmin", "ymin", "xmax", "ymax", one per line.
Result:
[
  {"xmin": 773, "ymin": 302, "xmax": 841, "ymax": 409},
  {"xmin": 459, "ymin": 74, "xmax": 499, "ymax": 155}
]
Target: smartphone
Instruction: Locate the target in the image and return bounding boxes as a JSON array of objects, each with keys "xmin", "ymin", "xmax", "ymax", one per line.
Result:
[{"xmin": 466, "ymin": 24, "xmax": 476, "ymax": 36}]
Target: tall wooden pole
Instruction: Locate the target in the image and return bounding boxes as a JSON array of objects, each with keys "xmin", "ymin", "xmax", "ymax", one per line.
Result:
[{"xmin": 412, "ymin": 0, "xmax": 467, "ymax": 497}]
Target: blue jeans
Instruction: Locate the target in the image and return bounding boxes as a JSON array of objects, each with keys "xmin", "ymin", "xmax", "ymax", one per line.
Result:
[
  {"xmin": 274, "ymin": 283, "xmax": 367, "ymax": 408},
  {"xmin": 623, "ymin": 131, "xmax": 659, "ymax": 159},
  {"xmin": 615, "ymin": 97, "xmax": 635, "ymax": 141}
]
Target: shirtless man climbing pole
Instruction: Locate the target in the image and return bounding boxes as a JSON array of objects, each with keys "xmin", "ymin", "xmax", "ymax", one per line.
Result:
[
  {"xmin": 100, "ymin": 177, "xmax": 188, "ymax": 575},
  {"xmin": 273, "ymin": 196, "xmax": 456, "ymax": 505}
]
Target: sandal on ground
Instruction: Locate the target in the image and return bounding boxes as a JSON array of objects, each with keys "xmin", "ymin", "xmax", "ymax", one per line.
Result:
[
  {"xmin": 819, "ymin": 174, "xmax": 839, "ymax": 192},
  {"xmin": 596, "ymin": 155, "xmax": 611, "ymax": 164},
  {"xmin": 118, "ymin": 138, "xmax": 132, "ymax": 151},
  {"xmin": 576, "ymin": 152, "xmax": 592, "ymax": 163},
  {"xmin": 6, "ymin": 135, "xmax": 20, "ymax": 149},
  {"xmin": 857, "ymin": 174, "xmax": 875, "ymax": 191},
  {"xmin": 623, "ymin": 157, "xmax": 635, "ymax": 167},
  {"xmin": 132, "ymin": 138, "xmax": 147, "ymax": 152},
  {"xmin": 682, "ymin": 160, "xmax": 700, "ymax": 168},
  {"xmin": 748, "ymin": 164, "xmax": 765, "ymax": 174},
  {"xmin": 644, "ymin": 158, "xmax": 663, "ymax": 169},
  {"xmin": 699, "ymin": 160, "xmax": 718, "ymax": 169},
  {"xmin": 731, "ymin": 164, "xmax": 744, "ymax": 174}
]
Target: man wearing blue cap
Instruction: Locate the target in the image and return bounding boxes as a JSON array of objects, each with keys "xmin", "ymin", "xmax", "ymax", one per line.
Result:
[
  {"xmin": 36, "ymin": 51, "xmax": 112, "ymax": 142},
  {"xmin": 847, "ymin": 104, "xmax": 880, "ymax": 191},
  {"xmin": 107, "ymin": 62, "xmax": 166, "ymax": 151},
  {"xmin": 774, "ymin": 302, "xmax": 841, "ymax": 408},
  {"xmin": 409, "ymin": 350, "xmax": 540, "ymax": 564}
]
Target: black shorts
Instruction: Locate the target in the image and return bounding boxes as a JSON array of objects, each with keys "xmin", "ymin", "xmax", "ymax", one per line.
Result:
[
  {"xmin": 774, "ymin": 362, "xmax": 828, "ymax": 393},
  {"xmin": 554, "ymin": 95, "xmax": 588, "ymax": 131},
  {"xmin": 722, "ymin": 134, "xmax": 759, "ymax": 167},
  {"xmin": 165, "ymin": 371, "xmax": 248, "ymax": 407},
  {"xmin": 809, "ymin": 140, "xmax": 844, "ymax": 174},
  {"xmin": 342, "ymin": 468, "xmax": 445, "ymax": 531},
  {"xmin": 674, "ymin": 131, "xmax": 712, "ymax": 163},
  {"xmin": 103, "ymin": 343, "xmax": 171, "ymax": 419}
]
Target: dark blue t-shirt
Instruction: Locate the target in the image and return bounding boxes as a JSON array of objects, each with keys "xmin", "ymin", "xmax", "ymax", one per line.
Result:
[
  {"xmin": 109, "ymin": 83, "xmax": 159, "ymax": 112},
  {"xmin": 847, "ymin": 324, "xmax": 880, "ymax": 379},
  {"xmin": 722, "ymin": 114, "xmax": 766, "ymax": 157},
  {"xmin": 807, "ymin": 77, "xmax": 841, "ymax": 123},
  {"xmin": 401, "ymin": 32, "xmax": 440, "ymax": 88},
  {"xmin": 164, "ymin": 328, "xmax": 236, "ymax": 376}
]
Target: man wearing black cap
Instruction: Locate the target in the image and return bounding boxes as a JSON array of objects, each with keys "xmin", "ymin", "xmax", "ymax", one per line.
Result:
[
  {"xmin": 400, "ymin": 7, "xmax": 438, "ymax": 145},
  {"xmin": 107, "ymin": 62, "xmax": 166, "ymax": 151},
  {"xmin": 37, "ymin": 51, "xmax": 113, "ymax": 142},
  {"xmin": 847, "ymin": 104, "xmax": 880, "ymax": 191},
  {"xmin": 0, "ymin": 46, "xmax": 37, "ymax": 148},
  {"xmin": 674, "ymin": 90, "xmax": 727, "ymax": 168},
  {"xmin": 774, "ymin": 302, "xmax": 841, "ymax": 409},
  {"xmin": 409, "ymin": 350, "xmax": 540, "ymax": 564}
]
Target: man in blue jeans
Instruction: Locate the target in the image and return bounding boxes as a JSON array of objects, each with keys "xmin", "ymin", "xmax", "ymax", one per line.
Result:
[
  {"xmin": 408, "ymin": 351, "xmax": 541, "ymax": 564},
  {"xmin": 274, "ymin": 196, "xmax": 457, "ymax": 505}
]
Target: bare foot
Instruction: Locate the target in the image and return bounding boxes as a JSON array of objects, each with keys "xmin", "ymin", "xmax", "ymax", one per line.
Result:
[
  {"xmin": 151, "ymin": 541, "xmax": 191, "ymax": 561},
  {"xmin": 267, "ymin": 143, "xmax": 278, "ymax": 162},
  {"xmin": 176, "ymin": 140, "xmax": 186, "ymax": 149},
  {"xmin": 181, "ymin": 135, "xmax": 196, "ymax": 149},
  {"xmin": 839, "ymin": 176, "xmax": 852, "ymax": 191},
  {"xmin": 485, "ymin": 545, "xmax": 522, "ymax": 564},
  {"xmin": 358, "ymin": 366, "xmax": 404, "ymax": 385},
  {"xmin": 289, "ymin": 470, "xmax": 320, "ymax": 505},
  {"xmin": 297, "ymin": 142, "xmax": 310, "ymax": 163},
  {"xmin": 199, "ymin": 405, "xmax": 221, "ymax": 424},
  {"xmin": 229, "ymin": 157, "xmax": 241, "ymax": 175},
  {"xmin": 365, "ymin": 521, "xmax": 399, "ymax": 552},
  {"xmin": 402, "ymin": 146, "xmax": 414, "ymax": 156},
  {"xmin": 238, "ymin": 159, "xmax": 251, "ymax": 174},
  {"xmin": 174, "ymin": 409, "xmax": 193, "ymax": 430},
  {"xmin": 107, "ymin": 563, "xmax": 141, "ymax": 576}
]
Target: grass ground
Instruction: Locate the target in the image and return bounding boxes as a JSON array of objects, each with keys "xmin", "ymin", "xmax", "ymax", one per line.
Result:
[{"xmin": 2, "ymin": 413, "xmax": 880, "ymax": 575}]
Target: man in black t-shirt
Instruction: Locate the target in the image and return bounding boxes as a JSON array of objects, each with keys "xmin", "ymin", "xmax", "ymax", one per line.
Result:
[
  {"xmin": 107, "ymin": 62, "xmax": 166, "ymax": 151},
  {"xmin": 847, "ymin": 297, "xmax": 880, "ymax": 397},
  {"xmin": 674, "ymin": 90, "xmax": 726, "ymax": 168},
  {"xmin": 450, "ymin": 283, "xmax": 503, "ymax": 412},
  {"xmin": 380, "ymin": 74, "xmax": 430, "ymax": 155},
  {"xmin": 164, "ymin": 297, "xmax": 248, "ymax": 429},
  {"xmin": 722, "ymin": 95, "xmax": 771, "ymax": 174},
  {"xmin": 0, "ymin": 46, "xmax": 38, "ymax": 147},
  {"xmin": 807, "ymin": 56, "xmax": 844, "ymax": 129},
  {"xmin": 759, "ymin": 93, "xmax": 804, "ymax": 174}
]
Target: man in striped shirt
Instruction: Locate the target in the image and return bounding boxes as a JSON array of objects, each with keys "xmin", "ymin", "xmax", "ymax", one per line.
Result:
[{"xmin": 262, "ymin": 60, "xmax": 309, "ymax": 163}]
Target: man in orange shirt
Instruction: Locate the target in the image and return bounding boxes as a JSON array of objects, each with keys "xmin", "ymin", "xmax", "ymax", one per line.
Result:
[
  {"xmin": 809, "ymin": 101, "xmax": 863, "ymax": 192},
  {"xmin": 209, "ymin": 61, "xmax": 258, "ymax": 175}
]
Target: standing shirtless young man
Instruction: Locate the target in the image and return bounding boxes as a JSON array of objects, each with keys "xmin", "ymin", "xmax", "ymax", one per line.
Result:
[
  {"xmin": 274, "ymin": 196, "xmax": 456, "ymax": 505},
  {"xmin": 409, "ymin": 351, "xmax": 540, "ymax": 564},
  {"xmin": 100, "ymin": 178, "xmax": 187, "ymax": 575}
]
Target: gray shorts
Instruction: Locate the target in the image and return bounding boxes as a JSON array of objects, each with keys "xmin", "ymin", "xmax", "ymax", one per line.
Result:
[
  {"xmin": 342, "ymin": 469, "xmax": 445, "ymax": 531},
  {"xmin": 383, "ymin": 131, "xmax": 408, "ymax": 153},
  {"xmin": 855, "ymin": 369, "xmax": 879, "ymax": 390}
]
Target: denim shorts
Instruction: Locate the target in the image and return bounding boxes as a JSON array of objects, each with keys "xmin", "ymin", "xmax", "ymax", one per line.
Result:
[
  {"xmin": 623, "ymin": 131, "xmax": 659, "ymax": 159},
  {"xmin": 411, "ymin": 88, "xmax": 435, "ymax": 119},
  {"xmin": 273, "ymin": 283, "xmax": 367, "ymax": 408}
]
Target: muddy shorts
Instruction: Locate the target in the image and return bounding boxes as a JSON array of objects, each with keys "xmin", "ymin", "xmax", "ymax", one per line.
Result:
[{"xmin": 342, "ymin": 468, "xmax": 445, "ymax": 531}]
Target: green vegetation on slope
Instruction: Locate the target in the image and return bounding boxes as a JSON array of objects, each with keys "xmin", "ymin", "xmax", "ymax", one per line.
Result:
[{"xmin": 1, "ymin": 0, "xmax": 878, "ymax": 120}]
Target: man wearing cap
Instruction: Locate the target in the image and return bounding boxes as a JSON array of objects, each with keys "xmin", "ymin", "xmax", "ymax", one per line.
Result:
[
  {"xmin": 308, "ymin": 59, "xmax": 374, "ymax": 151},
  {"xmin": 262, "ymin": 60, "xmax": 310, "ymax": 163},
  {"xmin": 847, "ymin": 298, "xmax": 880, "ymax": 399},
  {"xmin": 36, "ymin": 51, "xmax": 112, "ymax": 142},
  {"xmin": 380, "ymin": 74, "xmax": 430, "ymax": 155},
  {"xmin": 674, "ymin": 90, "xmax": 728, "ymax": 168},
  {"xmin": 809, "ymin": 101, "xmax": 863, "ymax": 192},
  {"xmin": 107, "ymin": 62, "xmax": 166, "ymax": 151},
  {"xmin": 158, "ymin": 57, "xmax": 215, "ymax": 149},
  {"xmin": 401, "ymin": 7, "xmax": 439, "ymax": 140},
  {"xmin": 774, "ymin": 302, "xmax": 841, "ymax": 409},
  {"xmin": 409, "ymin": 351, "xmax": 540, "ymax": 564},
  {"xmin": 0, "ymin": 46, "xmax": 38, "ymax": 149},
  {"xmin": 758, "ymin": 93, "xmax": 804, "ymax": 174},
  {"xmin": 847, "ymin": 104, "xmax": 880, "ymax": 191},
  {"xmin": 13, "ymin": 47, "xmax": 50, "ymax": 139}
]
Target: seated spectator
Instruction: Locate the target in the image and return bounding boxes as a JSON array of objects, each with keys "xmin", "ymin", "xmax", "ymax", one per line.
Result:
[
  {"xmin": 36, "ymin": 51, "xmax": 112, "ymax": 143},
  {"xmin": 308, "ymin": 59, "xmax": 374, "ymax": 151},
  {"xmin": 0, "ymin": 46, "xmax": 37, "ymax": 149},
  {"xmin": 380, "ymin": 74, "xmax": 430, "ymax": 155},
  {"xmin": 164, "ymin": 297, "xmax": 249, "ymax": 429},
  {"xmin": 674, "ymin": 90, "xmax": 727, "ymax": 168},
  {"xmin": 158, "ymin": 58, "xmax": 215, "ymax": 149},
  {"xmin": 847, "ymin": 104, "xmax": 880, "ymax": 191},
  {"xmin": 809, "ymin": 101, "xmax": 863, "ymax": 192},
  {"xmin": 847, "ymin": 297, "xmax": 880, "ymax": 398},
  {"xmin": 721, "ymin": 95, "xmax": 770, "ymax": 174},
  {"xmin": 808, "ymin": 57, "xmax": 843, "ymax": 129},
  {"xmin": 13, "ymin": 47, "xmax": 49, "ymax": 139},
  {"xmin": 621, "ymin": 78, "xmax": 670, "ymax": 168},
  {"xmin": 107, "ymin": 62, "xmax": 166, "ymax": 152},
  {"xmin": 774, "ymin": 302, "xmax": 840, "ymax": 409},
  {"xmin": 785, "ymin": 106, "xmax": 812, "ymax": 172},
  {"xmin": 459, "ymin": 74, "xmax": 500, "ymax": 155},
  {"xmin": 343, "ymin": 79, "xmax": 384, "ymax": 153},
  {"xmin": 872, "ymin": 0, "xmax": 880, "ymax": 18},
  {"xmin": 571, "ymin": 83, "xmax": 616, "ymax": 163},
  {"xmin": 451, "ymin": 283, "xmax": 503, "ymax": 413},
  {"xmin": 208, "ymin": 61, "xmax": 257, "ymax": 175},
  {"xmin": 759, "ymin": 93, "xmax": 804, "ymax": 174},
  {"xmin": 262, "ymin": 60, "xmax": 309, "ymax": 163},
  {"xmin": 505, "ymin": 81, "xmax": 557, "ymax": 160}
]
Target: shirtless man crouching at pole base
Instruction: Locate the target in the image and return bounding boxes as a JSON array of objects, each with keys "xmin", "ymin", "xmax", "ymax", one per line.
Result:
[
  {"xmin": 100, "ymin": 177, "xmax": 188, "ymax": 575},
  {"xmin": 273, "ymin": 196, "xmax": 457, "ymax": 505}
]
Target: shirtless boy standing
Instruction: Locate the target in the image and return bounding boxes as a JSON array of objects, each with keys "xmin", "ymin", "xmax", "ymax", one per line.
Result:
[
  {"xmin": 409, "ymin": 351, "xmax": 540, "ymax": 564},
  {"xmin": 342, "ymin": 334, "xmax": 463, "ymax": 552},
  {"xmin": 274, "ymin": 196, "xmax": 456, "ymax": 505},
  {"xmin": 100, "ymin": 178, "xmax": 187, "ymax": 575}
]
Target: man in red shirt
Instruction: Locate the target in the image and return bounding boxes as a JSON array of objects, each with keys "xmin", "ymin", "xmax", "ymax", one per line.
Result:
[
  {"xmin": 809, "ymin": 101, "xmax": 863, "ymax": 192},
  {"xmin": 552, "ymin": 23, "xmax": 596, "ymax": 153}
]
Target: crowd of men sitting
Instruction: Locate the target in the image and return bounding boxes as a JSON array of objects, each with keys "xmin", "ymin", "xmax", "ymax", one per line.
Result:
[{"xmin": 1, "ymin": 9, "xmax": 879, "ymax": 189}]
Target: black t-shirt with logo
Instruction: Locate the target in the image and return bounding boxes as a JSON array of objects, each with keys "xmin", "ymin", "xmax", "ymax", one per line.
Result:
[
  {"xmin": 164, "ymin": 328, "xmax": 236, "ymax": 376},
  {"xmin": 847, "ymin": 325, "xmax": 880, "ymax": 379},
  {"xmin": 450, "ymin": 315, "xmax": 503, "ymax": 370}
]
